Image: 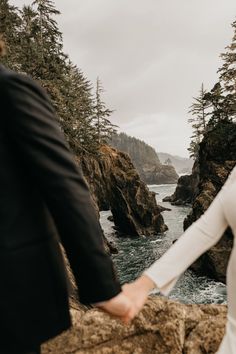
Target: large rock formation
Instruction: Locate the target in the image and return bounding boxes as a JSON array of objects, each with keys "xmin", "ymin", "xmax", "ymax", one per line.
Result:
[
  {"xmin": 45, "ymin": 247, "xmax": 227, "ymax": 354},
  {"xmin": 184, "ymin": 121, "xmax": 236, "ymax": 282},
  {"xmin": 42, "ymin": 296, "xmax": 227, "ymax": 354},
  {"xmin": 158, "ymin": 152, "xmax": 194, "ymax": 175},
  {"xmin": 110, "ymin": 132, "xmax": 179, "ymax": 184},
  {"xmin": 78, "ymin": 145, "xmax": 167, "ymax": 237},
  {"xmin": 163, "ymin": 163, "xmax": 199, "ymax": 205},
  {"xmin": 140, "ymin": 163, "xmax": 179, "ymax": 185}
]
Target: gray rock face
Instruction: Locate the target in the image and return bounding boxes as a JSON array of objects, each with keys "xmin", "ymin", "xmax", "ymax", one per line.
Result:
[
  {"xmin": 163, "ymin": 172, "xmax": 198, "ymax": 205},
  {"xmin": 140, "ymin": 164, "xmax": 179, "ymax": 185},
  {"xmin": 184, "ymin": 122, "xmax": 236, "ymax": 282},
  {"xmin": 42, "ymin": 297, "xmax": 227, "ymax": 354},
  {"xmin": 162, "ymin": 155, "xmax": 200, "ymax": 206},
  {"xmin": 78, "ymin": 145, "xmax": 167, "ymax": 237},
  {"xmin": 158, "ymin": 152, "xmax": 194, "ymax": 175},
  {"xmin": 110, "ymin": 133, "xmax": 179, "ymax": 185}
]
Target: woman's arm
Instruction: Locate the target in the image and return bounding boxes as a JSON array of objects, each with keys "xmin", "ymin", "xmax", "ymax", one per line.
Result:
[
  {"xmin": 144, "ymin": 167, "xmax": 236, "ymax": 295},
  {"xmin": 122, "ymin": 166, "xmax": 236, "ymax": 321}
]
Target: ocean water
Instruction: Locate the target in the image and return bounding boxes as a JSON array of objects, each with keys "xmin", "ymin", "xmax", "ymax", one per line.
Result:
[{"xmin": 100, "ymin": 184, "xmax": 227, "ymax": 305}]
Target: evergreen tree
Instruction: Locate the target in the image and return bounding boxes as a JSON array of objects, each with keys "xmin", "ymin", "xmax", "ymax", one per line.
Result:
[
  {"xmin": 19, "ymin": 5, "xmax": 39, "ymax": 74},
  {"xmin": 93, "ymin": 77, "xmax": 117, "ymax": 144},
  {"xmin": 188, "ymin": 84, "xmax": 210, "ymax": 159},
  {"xmin": 60, "ymin": 63, "xmax": 99, "ymax": 154},
  {"xmin": 111, "ymin": 132, "xmax": 161, "ymax": 167},
  {"xmin": 164, "ymin": 158, "xmax": 172, "ymax": 165},
  {"xmin": 188, "ymin": 138, "xmax": 200, "ymax": 159},
  {"xmin": 31, "ymin": 0, "xmax": 66, "ymax": 80},
  {"xmin": 0, "ymin": 0, "xmax": 21, "ymax": 69},
  {"xmin": 0, "ymin": 0, "xmax": 117, "ymax": 156},
  {"xmin": 218, "ymin": 19, "xmax": 236, "ymax": 121},
  {"xmin": 204, "ymin": 82, "xmax": 232, "ymax": 126}
]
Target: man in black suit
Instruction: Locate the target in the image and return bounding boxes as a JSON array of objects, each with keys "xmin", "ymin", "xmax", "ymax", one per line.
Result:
[{"xmin": 0, "ymin": 41, "xmax": 133, "ymax": 354}]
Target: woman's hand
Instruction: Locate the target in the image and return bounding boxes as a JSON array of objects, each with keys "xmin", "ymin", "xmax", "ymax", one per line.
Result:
[
  {"xmin": 94, "ymin": 275, "xmax": 156, "ymax": 324},
  {"xmin": 121, "ymin": 275, "xmax": 156, "ymax": 322},
  {"xmin": 94, "ymin": 292, "xmax": 135, "ymax": 324}
]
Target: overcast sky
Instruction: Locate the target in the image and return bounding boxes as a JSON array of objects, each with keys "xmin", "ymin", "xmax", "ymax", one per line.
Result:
[{"xmin": 12, "ymin": 0, "xmax": 236, "ymax": 157}]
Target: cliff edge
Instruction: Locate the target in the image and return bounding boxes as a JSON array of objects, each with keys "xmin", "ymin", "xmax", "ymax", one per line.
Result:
[
  {"xmin": 42, "ymin": 296, "xmax": 226, "ymax": 354},
  {"xmin": 78, "ymin": 145, "xmax": 167, "ymax": 237}
]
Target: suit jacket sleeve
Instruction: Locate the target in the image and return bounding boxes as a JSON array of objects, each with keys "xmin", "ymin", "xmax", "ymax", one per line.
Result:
[{"xmin": 1, "ymin": 72, "xmax": 121, "ymax": 304}]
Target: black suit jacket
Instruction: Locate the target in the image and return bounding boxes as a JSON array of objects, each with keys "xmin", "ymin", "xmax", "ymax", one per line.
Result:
[{"xmin": 0, "ymin": 65, "xmax": 121, "ymax": 349}]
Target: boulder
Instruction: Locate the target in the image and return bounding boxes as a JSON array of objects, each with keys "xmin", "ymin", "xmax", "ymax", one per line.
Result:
[
  {"xmin": 140, "ymin": 163, "xmax": 179, "ymax": 185},
  {"xmin": 163, "ymin": 163, "xmax": 199, "ymax": 206}
]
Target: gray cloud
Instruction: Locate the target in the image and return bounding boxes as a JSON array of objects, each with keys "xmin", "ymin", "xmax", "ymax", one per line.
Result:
[{"xmin": 12, "ymin": 0, "xmax": 236, "ymax": 156}]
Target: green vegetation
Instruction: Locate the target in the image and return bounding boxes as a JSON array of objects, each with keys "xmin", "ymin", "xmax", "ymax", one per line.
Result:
[
  {"xmin": 0, "ymin": 0, "xmax": 116, "ymax": 155},
  {"xmin": 110, "ymin": 132, "xmax": 160, "ymax": 169},
  {"xmin": 188, "ymin": 19, "xmax": 236, "ymax": 159}
]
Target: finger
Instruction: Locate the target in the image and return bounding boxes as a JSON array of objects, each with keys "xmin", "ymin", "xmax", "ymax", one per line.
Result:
[
  {"xmin": 122, "ymin": 306, "xmax": 138, "ymax": 324},
  {"xmin": 99, "ymin": 302, "xmax": 132, "ymax": 317}
]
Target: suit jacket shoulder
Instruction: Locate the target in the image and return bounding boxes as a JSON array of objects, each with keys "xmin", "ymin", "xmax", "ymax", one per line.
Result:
[{"xmin": 0, "ymin": 65, "xmax": 121, "ymax": 305}]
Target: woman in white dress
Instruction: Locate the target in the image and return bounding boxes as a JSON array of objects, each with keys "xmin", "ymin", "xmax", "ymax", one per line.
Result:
[{"xmin": 123, "ymin": 165, "xmax": 236, "ymax": 353}]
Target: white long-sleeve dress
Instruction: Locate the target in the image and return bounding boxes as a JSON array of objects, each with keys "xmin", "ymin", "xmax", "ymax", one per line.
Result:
[{"xmin": 144, "ymin": 165, "xmax": 236, "ymax": 353}]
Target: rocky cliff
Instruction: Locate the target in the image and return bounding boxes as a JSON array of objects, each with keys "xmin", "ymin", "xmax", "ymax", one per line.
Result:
[
  {"xmin": 77, "ymin": 145, "xmax": 167, "ymax": 237},
  {"xmin": 184, "ymin": 121, "xmax": 236, "ymax": 282},
  {"xmin": 163, "ymin": 163, "xmax": 199, "ymax": 205},
  {"xmin": 158, "ymin": 152, "xmax": 194, "ymax": 175},
  {"xmin": 110, "ymin": 133, "xmax": 179, "ymax": 184},
  {"xmin": 44, "ymin": 246, "xmax": 227, "ymax": 354},
  {"xmin": 139, "ymin": 163, "xmax": 179, "ymax": 185},
  {"xmin": 42, "ymin": 296, "xmax": 226, "ymax": 354}
]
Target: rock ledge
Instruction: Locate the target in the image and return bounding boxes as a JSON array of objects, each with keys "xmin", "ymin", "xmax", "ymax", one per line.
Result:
[{"xmin": 43, "ymin": 297, "xmax": 227, "ymax": 354}]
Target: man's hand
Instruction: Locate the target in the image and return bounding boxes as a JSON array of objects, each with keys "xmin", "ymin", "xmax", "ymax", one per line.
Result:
[
  {"xmin": 94, "ymin": 275, "xmax": 156, "ymax": 324},
  {"xmin": 94, "ymin": 292, "xmax": 135, "ymax": 324},
  {"xmin": 121, "ymin": 275, "xmax": 156, "ymax": 322}
]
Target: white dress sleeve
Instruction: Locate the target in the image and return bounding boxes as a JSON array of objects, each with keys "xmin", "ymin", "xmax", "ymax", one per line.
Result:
[{"xmin": 144, "ymin": 165, "xmax": 236, "ymax": 296}]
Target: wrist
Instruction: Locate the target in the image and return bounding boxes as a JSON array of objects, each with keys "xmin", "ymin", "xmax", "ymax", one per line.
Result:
[{"xmin": 135, "ymin": 275, "xmax": 156, "ymax": 293}]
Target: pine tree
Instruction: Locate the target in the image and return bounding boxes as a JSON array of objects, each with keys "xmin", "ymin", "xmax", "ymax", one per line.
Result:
[
  {"xmin": 188, "ymin": 84, "xmax": 211, "ymax": 158},
  {"xmin": 93, "ymin": 77, "xmax": 117, "ymax": 144},
  {"xmin": 164, "ymin": 158, "xmax": 172, "ymax": 165},
  {"xmin": 31, "ymin": 0, "xmax": 66, "ymax": 80},
  {"xmin": 218, "ymin": 19, "xmax": 236, "ymax": 121},
  {"xmin": 204, "ymin": 82, "xmax": 232, "ymax": 126},
  {"xmin": 110, "ymin": 132, "xmax": 160, "ymax": 166},
  {"xmin": 188, "ymin": 137, "xmax": 201, "ymax": 159},
  {"xmin": 60, "ymin": 63, "xmax": 99, "ymax": 154},
  {"xmin": 19, "ymin": 5, "xmax": 39, "ymax": 74},
  {"xmin": 0, "ymin": 0, "xmax": 117, "ymax": 156},
  {"xmin": 0, "ymin": 0, "xmax": 22, "ymax": 70}
]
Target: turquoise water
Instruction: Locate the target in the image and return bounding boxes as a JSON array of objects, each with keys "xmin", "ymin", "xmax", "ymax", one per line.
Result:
[{"xmin": 100, "ymin": 184, "xmax": 227, "ymax": 304}]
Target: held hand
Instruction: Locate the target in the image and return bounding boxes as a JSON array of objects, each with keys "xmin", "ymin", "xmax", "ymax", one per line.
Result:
[
  {"xmin": 94, "ymin": 292, "xmax": 135, "ymax": 324},
  {"xmin": 122, "ymin": 275, "xmax": 156, "ymax": 321}
]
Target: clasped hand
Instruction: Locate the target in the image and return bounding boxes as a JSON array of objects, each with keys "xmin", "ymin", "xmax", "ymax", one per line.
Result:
[{"xmin": 94, "ymin": 275, "xmax": 155, "ymax": 324}]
